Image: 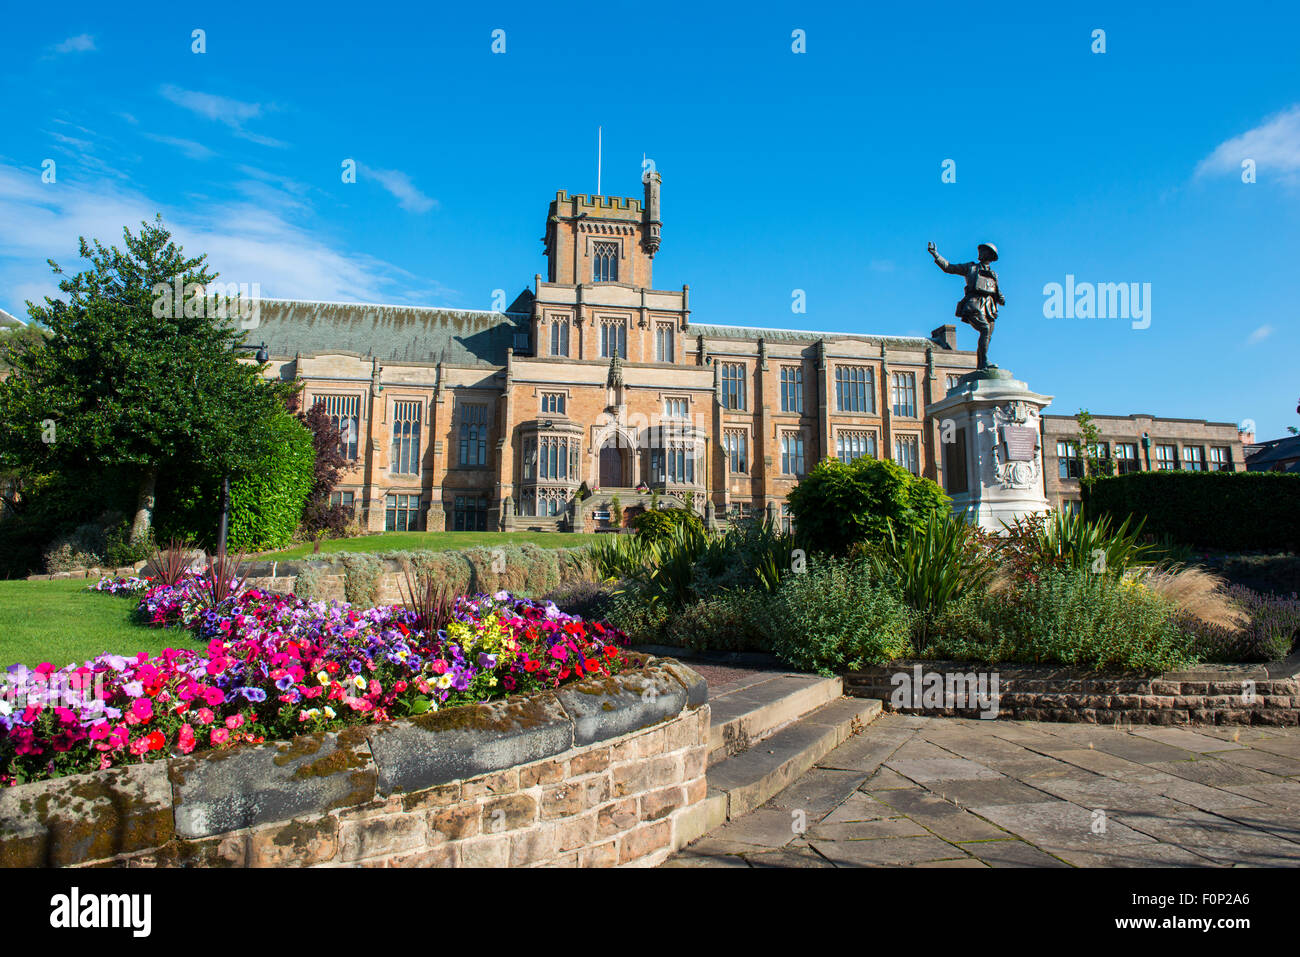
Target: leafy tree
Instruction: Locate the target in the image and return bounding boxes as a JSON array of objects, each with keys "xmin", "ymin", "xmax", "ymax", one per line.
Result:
[
  {"xmin": 0, "ymin": 313, "xmax": 48, "ymax": 373},
  {"xmin": 786, "ymin": 456, "xmax": 950, "ymax": 556},
  {"xmin": 0, "ymin": 217, "xmax": 293, "ymax": 544},
  {"xmin": 1075, "ymin": 409, "xmax": 1114, "ymax": 482}
]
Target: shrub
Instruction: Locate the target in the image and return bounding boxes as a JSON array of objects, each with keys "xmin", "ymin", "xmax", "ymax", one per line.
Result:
[
  {"xmin": 1181, "ymin": 586, "xmax": 1300, "ymax": 663},
  {"xmin": 293, "ymin": 563, "xmax": 330, "ymax": 601},
  {"xmin": 868, "ymin": 509, "xmax": 993, "ymax": 638},
  {"xmin": 763, "ymin": 560, "xmax": 915, "ymax": 673},
  {"xmin": 590, "ymin": 533, "xmax": 660, "ymax": 581},
  {"xmin": 608, "ymin": 493, "xmax": 622, "ymax": 528},
  {"xmin": 603, "ymin": 583, "xmax": 671, "ymax": 644},
  {"xmin": 1082, "ymin": 471, "xmax": 1300, "ymax": 552},
  {"xmin": 923, "ymin": 568, "xmax": 1196, "ymax": 671},
  {"xmin": 43, "ymin": 527, "xmax": 105, "ymax": 573},
  {"xmin": 541, "ymin": 580, "xmax": 616, "ymax": 622},
  {"xmin": 1030, "ymin": 508, "xmax": 1153, "ymax": 576},
  {"xmin": 628, "ymin": 507, "xmax": 703, "ymax": 544},
  {"xmin": 662, "ymin": 590, "xmax": 772, "ymax": 653},
  {"xmin": 226, "ymin": 410, "xmax": 315, "ymax": 551},
  {"xmin": 341, "ymin": 553, "xmax": 383, "ymax": 606},
  {"xmin": 104, "ymin": 517, "xmax": 153, "ymax": 567},
  {"xmin": 786, "ymin": 456, "xmax": 949, "ymax": 556}
]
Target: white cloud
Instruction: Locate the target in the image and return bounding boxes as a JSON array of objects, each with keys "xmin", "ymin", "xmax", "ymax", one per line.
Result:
[
  {"xmin": 0, "ymin": 163, "xmax": 449, "ymax": 316},
  {"xmin": 144, "ymin": 134, "xmax": 216, "ymax": 160},
  {"xmin": 1246, "ymin": 324, "xmax": 1274, "ymax": 345},
  {"xmin": 1197, "ymin": 105, "xmax": 1300, "ymax": 183},
  {"xmin": 53, "ymin": 34, "xmax": 96, "ymax": 54},
  {"xmin": 362, "ymin": 164, "xmax": 437, "ymax": 213},
  {"xmin": 159, "ymin": 85, "xmax": 287, "ymax": 148}
]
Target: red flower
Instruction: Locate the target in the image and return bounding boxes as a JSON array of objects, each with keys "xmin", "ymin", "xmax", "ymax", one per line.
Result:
[{"xmin": 144, "ymin": 731, "xmax": 166, "ymax": 751}]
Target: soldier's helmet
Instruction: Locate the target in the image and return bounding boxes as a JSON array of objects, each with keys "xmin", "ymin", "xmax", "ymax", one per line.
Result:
[{"xmin": 977, "ymin": 242, "xmax": 999, "ymax": 262}]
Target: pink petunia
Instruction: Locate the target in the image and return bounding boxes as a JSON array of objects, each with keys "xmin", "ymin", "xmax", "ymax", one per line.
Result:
[
  {"xmin": 225, "ymin": 713, "xmax": 244, "ymax": 731},
  {"xmin": 211, "ymin": 727, "xmax": 230, "ymax": 746},
  {"xmin": 130, "ymin": 698, "xmax": 153, "ymax": 722}
]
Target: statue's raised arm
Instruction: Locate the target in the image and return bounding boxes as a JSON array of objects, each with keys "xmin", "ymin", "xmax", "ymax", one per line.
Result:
[{"xmin": 928, "ymin": 241, "xmax": 1002, "ymax": 370}]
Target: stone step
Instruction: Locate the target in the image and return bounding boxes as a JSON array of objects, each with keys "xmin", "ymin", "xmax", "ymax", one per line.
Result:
[
  {"xmin": 707, "ymin": 673, "xmax": 845, "ymax": 767},
  {"xmin": 673, "ymin": 697, "xmax": 882, "ymax": 848}
]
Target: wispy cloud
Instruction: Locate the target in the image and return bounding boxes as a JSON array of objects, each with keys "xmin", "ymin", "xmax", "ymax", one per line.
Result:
[
  {"xmin": 0, "ymin": 163, "xmax": 449, "ymax": 315},
  {"xmin": 159, "ymin": 85, "xmax": 287, "ymax": 148},
  {"xmin": 52, "ymin": 34, "xmax": 96, "ymax": 54},
  {"xmin": 362, "ymin": 164, "xmax": 437, "ymax": 213},
  {"xmin": 1246, "ymin": 324, "xmax": 1274, "ymax": 345},
  {"xmin": 144, "ymin": 134, "xmax": 216, "ymax": 160},
  {"xmin": 44, "ymin": 130, "xmax": 94, "ymax": 151},
  {"xmin": 1197, "ymin": 104, "xmax": 1300, "ymax": 184}
]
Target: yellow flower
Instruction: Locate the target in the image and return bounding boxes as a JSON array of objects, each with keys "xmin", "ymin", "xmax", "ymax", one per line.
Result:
[
  {"xmin": 316, "ymin": 670, "xmax": 330, "ymax": 686},
  {"xmin": 323, "ymin": 706, "xmax": 336, "ymax": 719}
]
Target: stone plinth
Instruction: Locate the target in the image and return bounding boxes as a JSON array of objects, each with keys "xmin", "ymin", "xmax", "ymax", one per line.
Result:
[{"xmin": 926, "ymin": 367, "xmax": 1052, "ymax": 532}]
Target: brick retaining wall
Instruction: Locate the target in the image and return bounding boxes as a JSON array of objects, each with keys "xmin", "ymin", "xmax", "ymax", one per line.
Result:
[
  {"xmin": 844, "ymin": 659, "xmax": 1300, "ymax": 726},
  {"xmin": 0, "ymin": 658, "xmax": 711, "ymax": 868}
]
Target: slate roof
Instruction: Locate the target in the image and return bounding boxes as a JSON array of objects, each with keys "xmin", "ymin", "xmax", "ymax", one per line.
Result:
[
  {"xmin": 685, "ymin": 322, "xmax": 941, "ymax": 349},
  {"xmin": 1246, "ymin": 435, "xmax": 1300, "ymax": 473},
  {"xmin": 255, "ymin": 294, "xmax": 532, "ymax": 366}
]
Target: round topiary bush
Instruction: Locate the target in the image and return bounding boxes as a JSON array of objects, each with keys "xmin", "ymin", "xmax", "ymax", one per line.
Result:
[{"xmin": 786, "ymin": 456, "xmax": 949, "ymax": 557}]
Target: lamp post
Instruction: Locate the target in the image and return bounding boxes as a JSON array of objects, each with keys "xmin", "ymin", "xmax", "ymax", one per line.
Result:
[{"xmin": 218, "ymin": 342, "xmax": 269, "ymax": 554}]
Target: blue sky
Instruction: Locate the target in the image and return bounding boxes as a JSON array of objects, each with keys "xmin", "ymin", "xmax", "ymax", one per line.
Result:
[{"xmin": 1, "ymin": 0, "xmax": 1297, "ymax": 437}]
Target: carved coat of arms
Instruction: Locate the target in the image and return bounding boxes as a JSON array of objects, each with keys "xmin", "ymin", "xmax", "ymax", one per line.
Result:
[{"xmin": 990, "ymin": 401, "xmax": 1042, "ymax": 490}]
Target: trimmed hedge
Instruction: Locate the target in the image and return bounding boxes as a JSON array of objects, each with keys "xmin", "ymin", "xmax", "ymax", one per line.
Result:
[
  {"xmin": 1082, "ymin": 471, "xmax": 1300, "ymax": 551},
  {"xmin": 227, "ymin": 411, "xmax": 316, "ymax": 551}
]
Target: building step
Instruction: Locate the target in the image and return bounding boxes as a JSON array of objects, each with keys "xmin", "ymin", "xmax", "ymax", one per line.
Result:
[
  {"xmin": 707, "ymin": 673, "xmax": 845, "ymax": 767},
  {"xmin": 673, "ymin": 697, "xmax": 882, "ymax": 849}
]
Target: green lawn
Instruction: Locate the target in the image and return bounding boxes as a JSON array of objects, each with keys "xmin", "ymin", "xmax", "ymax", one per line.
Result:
[
  {"xmin": 256, "ymin": 530, "xmax": 599, "ymax": 560},
  {"xmin": 0, "ymin": 579, "xmax": 203, "ymax": 669}
]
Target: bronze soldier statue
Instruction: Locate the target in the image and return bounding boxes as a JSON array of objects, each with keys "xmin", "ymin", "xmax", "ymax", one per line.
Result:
[{"xmin": 928, "ymin": 241, "xmax": 1004, "ymax": 370}]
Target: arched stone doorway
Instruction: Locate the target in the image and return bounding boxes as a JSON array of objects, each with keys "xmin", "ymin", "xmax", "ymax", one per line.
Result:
[{"xmin": 599, "ymin": 437, "xmax": 625, "ymax": 487}]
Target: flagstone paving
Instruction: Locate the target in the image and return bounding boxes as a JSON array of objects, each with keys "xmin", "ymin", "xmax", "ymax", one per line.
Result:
[{"xmin": 663, "ymin": 714, "xmax": 1300, "ymax": 868}]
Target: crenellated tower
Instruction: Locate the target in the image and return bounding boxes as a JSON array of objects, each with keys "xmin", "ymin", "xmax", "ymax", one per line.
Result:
[{"xmin": 542, "ymin": 174, "xmax": 664, "ymax": 289}]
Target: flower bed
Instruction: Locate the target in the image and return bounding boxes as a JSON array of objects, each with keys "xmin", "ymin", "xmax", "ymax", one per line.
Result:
[{"xmin": 1, "ymin": 578, "xmax": 632, "ymax": 787}]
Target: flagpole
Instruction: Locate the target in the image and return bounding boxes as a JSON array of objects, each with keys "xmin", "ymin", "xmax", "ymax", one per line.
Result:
[{"xmin": 597, "ymin": 126, "xmax": 602, "ymax": 195}]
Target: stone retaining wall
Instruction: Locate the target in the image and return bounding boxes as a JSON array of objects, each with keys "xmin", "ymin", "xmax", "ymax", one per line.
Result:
[
  {"xmin": 845, "ymin": 659, "xmax": 1300, "ymax": 726},
  {"xmin": 0, "ymin": 658, "xmax": 711, "ymax": 868}
]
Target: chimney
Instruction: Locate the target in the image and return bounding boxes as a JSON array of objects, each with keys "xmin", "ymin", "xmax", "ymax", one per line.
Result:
[{"xmin": 931, "ymin": 324, "xmax": 957, "ymax": 350}]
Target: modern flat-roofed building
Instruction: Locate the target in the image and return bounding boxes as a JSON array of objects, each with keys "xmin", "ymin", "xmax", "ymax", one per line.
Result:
[{"xmin": 1042, "ymin": 413, "xmax": 1246, "ymax": 513}]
